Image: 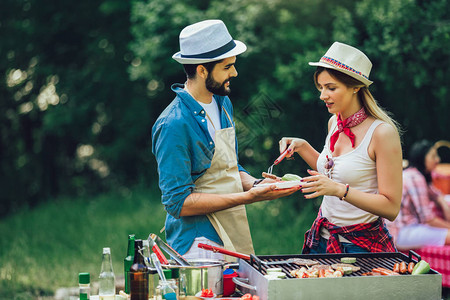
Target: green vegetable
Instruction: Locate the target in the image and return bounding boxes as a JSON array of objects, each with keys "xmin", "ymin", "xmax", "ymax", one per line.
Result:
[
  {"xmin": 342, "ymin": 267, "xmax": 353, "ymax": 275},
  {"xmin": 281, "ymin": 174, "xmax": 302, "ymax": 181},
  {"xmin": 411, "ymin": 260, "xmax": 430, "ymax": 275},
  {"xmin": 341, "ymin": 257, "xmax": 356, "ymax": 264}
]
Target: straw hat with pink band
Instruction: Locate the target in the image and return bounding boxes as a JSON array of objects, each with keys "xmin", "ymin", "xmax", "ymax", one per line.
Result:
[{"xmin": 309, "ymin": 41, "xmax": 373, "ymax": 87}]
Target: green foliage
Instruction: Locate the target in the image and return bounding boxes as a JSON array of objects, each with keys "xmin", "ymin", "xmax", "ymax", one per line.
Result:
[
  {"xmin": 331, "ymin": 0, "xmax": 450, "ymax": 147},
  {"xmin": 0, "ymin": 189, "xmax": 166, "ymax": 297},
  {"xmin": 1, "ymin": 0, "xmax": 449, "ymax": 215}
]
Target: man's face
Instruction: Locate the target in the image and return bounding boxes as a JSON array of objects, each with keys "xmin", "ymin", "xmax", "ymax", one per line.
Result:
[{"xmin": 205, "ymin": 56, "xmax": 238, "ymax": 96}]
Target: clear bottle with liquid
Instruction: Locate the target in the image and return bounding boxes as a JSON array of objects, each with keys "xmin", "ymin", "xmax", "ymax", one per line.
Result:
[{"xmin": 99, "ymin": 247, "xmax": 116, "ymax": 299}]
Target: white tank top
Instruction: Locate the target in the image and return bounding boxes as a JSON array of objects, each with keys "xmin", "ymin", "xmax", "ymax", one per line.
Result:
[{"xmin": 317, "ymin": 119, "xmax": 384, "ymax": 240}]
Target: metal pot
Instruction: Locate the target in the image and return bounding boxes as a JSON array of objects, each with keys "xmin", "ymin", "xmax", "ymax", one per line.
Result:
[{"xmin": 176, "ymin": 259, "xmax": 225, "ymax": 297}]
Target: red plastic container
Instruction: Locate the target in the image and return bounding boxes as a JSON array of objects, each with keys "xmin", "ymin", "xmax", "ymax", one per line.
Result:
[{"xmin": 223, "ymin": 269, "xmax": 238, "ymax": 297}]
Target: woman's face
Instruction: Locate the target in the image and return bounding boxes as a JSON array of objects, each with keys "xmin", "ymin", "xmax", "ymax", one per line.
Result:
[
  {"xmin": 316, "ymin": 70, "xmax": 357, "ymax": 117},
  {"xmin": 425, "ymin": 147, "xmax": 440, "ymax": 173}
]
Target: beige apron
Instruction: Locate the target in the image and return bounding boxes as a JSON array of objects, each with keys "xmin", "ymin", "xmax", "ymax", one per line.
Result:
[{"xmin": 193, "ymin": 108, "xmax": 255, "ymax": 256}]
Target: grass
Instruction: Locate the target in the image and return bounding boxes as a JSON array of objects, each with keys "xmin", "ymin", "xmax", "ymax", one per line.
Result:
[{"xmin": 0, "ymin": 187, "xmax": 317, "ymax": 299}]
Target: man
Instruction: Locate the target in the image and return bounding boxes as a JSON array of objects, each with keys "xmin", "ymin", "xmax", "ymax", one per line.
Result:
[{"xmin": 152, "ymin": 20, "xmax": 299, "ymax": 259}]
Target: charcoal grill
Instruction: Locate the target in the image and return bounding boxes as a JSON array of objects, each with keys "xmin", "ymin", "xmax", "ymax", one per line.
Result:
[{"xmin": 234, "ymin": 251, "xmax": 442, "ymax": 300}]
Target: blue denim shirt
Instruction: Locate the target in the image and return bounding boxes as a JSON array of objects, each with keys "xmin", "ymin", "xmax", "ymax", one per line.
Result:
[{"xmin": 152, "ymin": 83, "xmax": 248, "ymax": 255}]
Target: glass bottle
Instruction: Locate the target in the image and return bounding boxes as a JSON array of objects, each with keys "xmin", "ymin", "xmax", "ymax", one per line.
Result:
[
  {"xmin": 124, "ymin": 234, "xmax": 135, "ymax": 294},
  {"xmin": 143, "ymin": 239, "xmax": 158, "ymax": 299},
  {"xmin": 79, "ymin": 272, "xmax": 90, "ymax": 300},
  {"xmin": 142, "ymin": 239, "xmax": 153, "ymax": 268},
  {"xmin": 129, "ymin": 239, "xmax": 149, "ymax": 300},
  {"xmin": 99, "ymin": 247, "xmax": 116, "ymax": 299},
  {"xmin": 155, "ymin": 280, "xmax": 178, "ymax": 300}
]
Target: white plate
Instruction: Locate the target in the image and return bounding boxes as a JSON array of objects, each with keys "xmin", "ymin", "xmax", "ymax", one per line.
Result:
[
  {"xmin": 195, "ymin": 291, "xmax": 217, "ymax": 299},
  {"xmin": 255, "ymin": 180, "xmax": 302, "ymax": 189}
]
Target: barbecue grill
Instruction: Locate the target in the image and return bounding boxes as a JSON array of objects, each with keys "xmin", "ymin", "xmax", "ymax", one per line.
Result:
[{"xmin": 234, "ymin": 251, "xmax": 442, "ymax": 300}]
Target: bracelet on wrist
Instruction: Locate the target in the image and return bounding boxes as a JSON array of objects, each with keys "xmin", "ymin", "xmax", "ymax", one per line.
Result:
[
  {"xmin": 340, "ymin": 184, "xmax": 350, "ymax": 201},
  {"xmin": 253, "ymin": 178, "xmax": 264, "ymax": 187}
]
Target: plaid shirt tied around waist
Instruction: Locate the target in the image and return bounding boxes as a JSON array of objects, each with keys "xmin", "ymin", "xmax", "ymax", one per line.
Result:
[{"xmin": 302, "ymin": 213, "xmax": 397, "ymax": 253}]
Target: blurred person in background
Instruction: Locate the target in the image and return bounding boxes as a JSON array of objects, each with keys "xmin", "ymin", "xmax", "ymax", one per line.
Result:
[
  {"xmin": 152, "ymin": 20, "xmax": 299, "ymax": 260},
  {"xmin": 387, "ymin": 140, "xmax": 450, "ymax": 249},
  {"xmin": 278, "ymin": 42, "xmax": 403, "ymax": 253}
]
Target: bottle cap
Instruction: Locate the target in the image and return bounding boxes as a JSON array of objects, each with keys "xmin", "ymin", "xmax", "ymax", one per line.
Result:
[
  {"xmin": 143, "ymin": 239, "xmax": 149, "ymax": 247},
  {"xmin": 163, "ymin": 269, "xmax": 172, "ymax": 279},
  {"xmin": 103, "ymin": 247, "xmax": 111, "ymax": 254},
  {"xmin": 79, "ymin": 272, "xmax": 90, "ymax": 284}
]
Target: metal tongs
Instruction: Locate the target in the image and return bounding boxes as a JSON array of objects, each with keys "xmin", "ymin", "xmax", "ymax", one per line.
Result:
[
  {"xmin": 267, "ymin": 149, "xmax": 289, "ymax": 174},
  {"xmin": 149, "ymin": 233, "xmax": 191, "ymax": 266}
]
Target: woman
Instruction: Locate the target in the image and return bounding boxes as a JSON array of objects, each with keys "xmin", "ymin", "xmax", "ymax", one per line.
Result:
[
  {"xmin": 279, "ymin": 42, "xmax": 403, "ymax": 253},
  {"xmin": 387, "ymin": 140, "xmax": 450, "ymax": 249}
]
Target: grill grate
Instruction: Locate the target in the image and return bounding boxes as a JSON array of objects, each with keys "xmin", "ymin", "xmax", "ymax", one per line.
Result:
[{"xmin": 249, "ymin": 250, "xmax": 438, "ymax": 278}]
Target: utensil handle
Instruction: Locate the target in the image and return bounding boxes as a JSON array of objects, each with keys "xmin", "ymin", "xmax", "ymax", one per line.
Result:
[
  {"xmin": 274, "ymin": 149, "xmax": 289, "ymax": 165},
  {"xmin": 232, "ymin": 277, "xmax": 257, "ymax": 291},
  {"xmin": 197, "ymin": 243, "xmax": 251, "ymax": 260},
  {"xmin": 151, "ymin": 253, "xmax": 166, "ymax": 282},
  {"xmin": 148, "ymin": 237, "xmax": 169, "ymax": 265}
]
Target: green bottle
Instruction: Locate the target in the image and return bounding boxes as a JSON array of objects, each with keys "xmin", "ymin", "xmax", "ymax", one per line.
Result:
[{"xmin": 124, "ymin": 234, "xmax": 136, "ymax": 294}]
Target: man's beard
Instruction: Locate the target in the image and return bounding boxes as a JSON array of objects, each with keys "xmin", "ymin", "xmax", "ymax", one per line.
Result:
[{"xmin": 205, "ymin": 73, "xmax": 231, "ymax": 96}]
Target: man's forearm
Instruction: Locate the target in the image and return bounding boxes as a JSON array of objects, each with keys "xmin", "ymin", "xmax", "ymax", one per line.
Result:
[{"xmin": 179, "ymin": 192, "xmax": 251, "ymax": 216}]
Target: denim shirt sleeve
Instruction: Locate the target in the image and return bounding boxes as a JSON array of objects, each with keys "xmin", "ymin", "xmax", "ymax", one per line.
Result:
[{"xmin": 152, "ymin": 114, "xmax": 195, "ymax": 219}]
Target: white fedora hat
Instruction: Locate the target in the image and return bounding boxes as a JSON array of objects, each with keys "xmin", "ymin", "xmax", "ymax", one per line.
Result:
[
  {"xmin": 309, "ymin": 42, "xmax": 373, "ymax": 86},
  {"xmin": 172, "ymin": 19, "xmax": 247, "ymax": 64}
]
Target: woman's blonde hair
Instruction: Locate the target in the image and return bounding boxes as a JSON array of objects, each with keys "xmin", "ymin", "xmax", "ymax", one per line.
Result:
[{"xmin": 314, "ymin": 67, "xmax": 402, "ymax": 135}]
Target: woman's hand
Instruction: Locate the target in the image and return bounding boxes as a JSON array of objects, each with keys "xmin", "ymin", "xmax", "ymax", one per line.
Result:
[
  {"xmin": 279, "ymin": 137, "xmax": 307, "ymax": 158},
  {"xmin": 300, "ymin": 169, "xmax": 346, "ymax": 199}
]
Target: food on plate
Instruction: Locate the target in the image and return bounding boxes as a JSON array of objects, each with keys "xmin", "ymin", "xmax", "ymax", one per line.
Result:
[
  {"xmin": 240, "ymin": 293, "xmax": 259, "ymax": 300},
  {"xmin": 281, "ymin": 173, "xmax": 302, "ymax": 181},
  {"xmin": 331, "ymin": 263, "xmax": 360, "ymax": 272},
  {"xmin": 262, "ymin": 172, "xmax": 278, "ymax": 180},
  {"xmin": 340, "ymin": 257, "xmax": 357, "ymax": 264},
  {"xmin": 408, "ymin": 262, "xmax": 415, "ymax": 274},
  {"xmin": 200, "ymin": 288, "xmax": 214, "ymax": 298},
  {"xmin": 411, "ymin": 260, "xmax": 430, "ymax": 275}
]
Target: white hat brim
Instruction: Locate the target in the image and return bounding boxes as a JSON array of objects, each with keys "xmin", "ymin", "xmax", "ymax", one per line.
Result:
[
  {"xmin": 309, "ymin": 61, "xmax": 373, "ymax": 86},
  {"xmin": 172, "ymin": 40, "xmax": 247, "ymax": 64}
]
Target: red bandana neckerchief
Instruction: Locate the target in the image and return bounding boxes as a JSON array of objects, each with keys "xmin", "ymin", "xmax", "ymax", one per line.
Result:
[{"xmin": 329, "ymin": 107, "xmax": 368, "ymax": 152}]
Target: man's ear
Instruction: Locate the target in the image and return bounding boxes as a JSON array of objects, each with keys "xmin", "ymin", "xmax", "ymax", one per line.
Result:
[{"xmin": 196, "ymin": 65, "xmax": 208, "ymax": 79}]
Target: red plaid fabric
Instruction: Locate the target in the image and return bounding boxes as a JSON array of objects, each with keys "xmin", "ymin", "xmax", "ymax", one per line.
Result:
[
  {"xmin": 303, "ymin": 213, "xmax": 396, "ymax": 253},
  {"xmin": 413, "ymin": 245, "xmax": 450, "ymax": 287}
]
